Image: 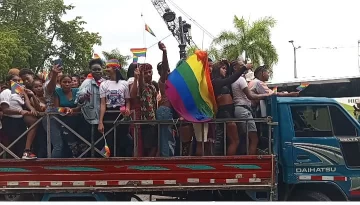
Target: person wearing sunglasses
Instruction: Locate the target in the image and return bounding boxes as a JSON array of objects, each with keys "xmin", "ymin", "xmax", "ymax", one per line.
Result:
[{"xmin": 98, "ymin": 59, "xmax": 131, "ymax": 157}]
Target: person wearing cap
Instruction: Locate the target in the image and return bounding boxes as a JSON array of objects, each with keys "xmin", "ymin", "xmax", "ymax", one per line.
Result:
[{"xmin": 98, "ymin": 59, "xmax": 131, "ymax": 157}]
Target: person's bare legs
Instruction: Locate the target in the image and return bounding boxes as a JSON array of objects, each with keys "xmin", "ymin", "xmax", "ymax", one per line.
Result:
[
  {"xmin": 179, "ymin": 124, "xmax": 193, "ymax": 156},
  {"xmin": 226, "ymin": 122, "xmax": 239, "ymax": 156},
  {"xmin": 248, "ymin": 131, "xmax": 259, "ymax": 155},
  {"xmin": 194, "ymin": 123, "xmax": 208, "ymax": 156},
  {"xmin": 23, "ymin": 116, "xmax": 38, "ymax": 150}
]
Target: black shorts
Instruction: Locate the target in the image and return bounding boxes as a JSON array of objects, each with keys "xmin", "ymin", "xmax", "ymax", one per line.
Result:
[
  {"xmin": 217, "ymin": 104, "xmax": 235, "ymax": 119},
  {"xmin": 1, "ymin": 116, "xmax": 27, "ymax": 157},
  {"xmin": 141, "ymin": 125, "xmax": 158, "ymax": 149}
]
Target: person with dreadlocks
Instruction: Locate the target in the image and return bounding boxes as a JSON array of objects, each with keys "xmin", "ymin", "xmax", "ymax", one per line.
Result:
[{"xmin": 98, "ymin": 59, "xmax": 131, "ymax": 157}]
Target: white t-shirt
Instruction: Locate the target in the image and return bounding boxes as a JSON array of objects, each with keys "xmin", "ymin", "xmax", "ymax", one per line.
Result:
[
  {"xmin": 127, "ymin": 77, "xmax": 139, "ymax": 97},
  {"xmin": 100, "ymin": 80, "xmax": 130, "ymax": 108},
  {"xmin": 0, "ymin": 89, "xmax": 24, "ymax": 118},
  {"xmin": 231, "ymin": 77, "xmax": 251, "ymax": 107},
  {"xmin": 127, "ymin": 77, "xmax": 135, "ymax": 85}
]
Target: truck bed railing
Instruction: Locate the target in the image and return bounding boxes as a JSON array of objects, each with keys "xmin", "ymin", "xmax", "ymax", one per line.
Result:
[{"xmin": 0, "ymin": 110, "xmax": 277, "ymax": 159}]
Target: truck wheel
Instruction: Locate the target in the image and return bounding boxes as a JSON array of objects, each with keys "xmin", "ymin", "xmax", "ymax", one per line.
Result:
[{"xmin": 290, "ymin": 191, "xmax": 331, "ymax": 201}]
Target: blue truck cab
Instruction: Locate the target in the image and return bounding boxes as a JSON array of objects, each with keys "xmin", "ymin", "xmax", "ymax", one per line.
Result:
[{"xmin": 268, "ymin": 96, "xmax": 360, "ymax": 201}]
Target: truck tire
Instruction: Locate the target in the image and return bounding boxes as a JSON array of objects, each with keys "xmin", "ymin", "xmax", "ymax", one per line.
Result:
[{"xmin": 290, "ymin": 191, "xmax": 331, "ymax": 201}]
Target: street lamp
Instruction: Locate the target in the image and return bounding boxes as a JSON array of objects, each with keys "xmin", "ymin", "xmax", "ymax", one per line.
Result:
[
  {"xmin": 162, "ymin": 9, "xmax": 192, "ymax": 59},
  {"xmin": 289, "ymin": 40, "xmax": 301, "ymax": 78},
  {"xmin": 163, "ymin": 8, "xmax": 175, "ymax": 22}
]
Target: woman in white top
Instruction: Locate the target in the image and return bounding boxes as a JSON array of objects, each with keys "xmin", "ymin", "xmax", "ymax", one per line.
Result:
[
  {"xmin": 230, "ymin": 62, "xmax": 270, "ymax": 155},
  {"xmin": 0, "ymin": 75, "xmax": 38, "ymax": 159},
  {"xmin": 98, "ymin": 59, "xmax": 131, "ymax": 157}
]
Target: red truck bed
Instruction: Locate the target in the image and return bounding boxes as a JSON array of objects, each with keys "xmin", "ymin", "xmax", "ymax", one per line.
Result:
[{"xmin": 0, "ymin": 155, "xmax": 275, "ymax": 193}]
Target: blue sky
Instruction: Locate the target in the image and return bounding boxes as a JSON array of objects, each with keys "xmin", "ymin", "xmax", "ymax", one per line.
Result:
[{"xmin": 63, "ymin": 0, "xmax": 360, "ymax": 82}]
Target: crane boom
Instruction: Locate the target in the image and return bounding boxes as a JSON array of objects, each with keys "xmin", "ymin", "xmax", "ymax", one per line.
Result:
[{"xmin": 151, "ymin": 0, "xmax": 194, "ymax": 47}]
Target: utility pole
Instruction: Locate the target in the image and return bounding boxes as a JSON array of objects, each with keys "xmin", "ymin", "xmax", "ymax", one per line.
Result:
[
  {"xmin": 289, "ymin": 40, "xmax": 301, "ymax": 79},
  {"xmin": 178, "ymin": 16, "xmax": 187, "ymax": 60}
]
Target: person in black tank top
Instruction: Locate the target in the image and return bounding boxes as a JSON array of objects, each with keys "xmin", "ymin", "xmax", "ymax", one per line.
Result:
[{"xmin": 211, "ymin": 60, "xmax": 248, "ymax": 156}]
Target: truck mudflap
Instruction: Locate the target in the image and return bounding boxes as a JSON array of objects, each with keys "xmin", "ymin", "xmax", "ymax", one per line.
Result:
[{"xmin": 0, "ymin": 156, "xmax": 275, "ymax": 193}]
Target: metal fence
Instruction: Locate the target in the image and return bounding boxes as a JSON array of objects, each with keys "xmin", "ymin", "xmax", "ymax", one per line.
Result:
[{"xmin": 0, "ymin": 110, "xmax": 277, "ymax": 159}]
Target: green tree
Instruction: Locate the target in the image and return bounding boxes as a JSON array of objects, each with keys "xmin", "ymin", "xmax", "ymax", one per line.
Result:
[
  {"xmin": 0, "ymin": 27, "xmax": 30, "ymax": 78},
  {"xmin": 0, "ymin": 0, "xmax": 101, "ymax": 74},
  {"xmin": 213, "ymin": 16, "xmax": 278, "ymax": 70},
  {"xmin": 102, "ymin": 49, "xmax": 131, "ymax": 80}
]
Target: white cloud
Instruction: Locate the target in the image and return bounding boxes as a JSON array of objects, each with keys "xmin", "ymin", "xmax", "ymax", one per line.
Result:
[{"xmin": 63, "ymin": 0, "xmax": 360, "ymax": 82}]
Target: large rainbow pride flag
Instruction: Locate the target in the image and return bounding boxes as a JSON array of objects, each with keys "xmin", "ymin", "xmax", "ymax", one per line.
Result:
[{"xmin": 165, "ymin": 50, "xmax": 217, "ymax": 122}]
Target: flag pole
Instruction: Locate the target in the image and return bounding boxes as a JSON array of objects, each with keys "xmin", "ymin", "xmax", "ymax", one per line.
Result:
[
  {"xmin": 147, "ymin": 33, "xmax": 172, "ymax": 49},
  {"xmin": 141, "ymin": 13, "xmax": 146, "ymax": 48}
]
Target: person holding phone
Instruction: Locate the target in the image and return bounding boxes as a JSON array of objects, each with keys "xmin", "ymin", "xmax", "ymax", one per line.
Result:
[
  {"xmin": 98, "ymin": 59, "xmax": 131, "ymax": 157},
  {"xmin": 42, "ymin": 61, "xmax": 65, "ymax": 158}
]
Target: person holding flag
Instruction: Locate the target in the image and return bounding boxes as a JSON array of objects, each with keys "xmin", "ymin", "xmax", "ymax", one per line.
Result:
[
  {"xmin": 0, "ymin": 74, "xmax": 38, "ymax": 159},
  {"xmin": 98, "ymin": 59, "xmax": 132, "ymax": 157}
]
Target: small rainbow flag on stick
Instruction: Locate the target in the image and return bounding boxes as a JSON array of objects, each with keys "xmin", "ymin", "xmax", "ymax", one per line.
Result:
[
  {"xmin": 296, "ymin": 83, "xmax": 310, "ymax": 92},
  {"xmin": 130, "ymin": 48, "xmax": 147, "ymax": 58},
  {"xmin": 145, "ymin": 24, "xmax": 156, "ymax": 37},
  {"xmin": 272, "ymin": 87, "xmax": 278, "ymax": 94},
  {"xmin": 93, "ymin": 53, "xmax": 100, "ymax": 59},
  {"xmin": 46, "ymin": 107, "xmax": 67, "ymax": 115},
  {"xmin": 10, "ymin": 81, "xmax": 24, "ymax": 94},
  {"xmin": 57, "ymin": 107, "xmax": 67, "ymax": 113},
  {"xmin": 101, "ymin": 135, "xmax": 110, "ymax": 158},
  {"xmin": 133, "ymin": 56, "xmax": 138, "ymax": 63}
]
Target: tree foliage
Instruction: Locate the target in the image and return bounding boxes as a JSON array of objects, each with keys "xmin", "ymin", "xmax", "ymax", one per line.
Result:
[
  {"xmin": 0, "ymin": 27, "xmax": 29, "ymax": 78},
  {"xmin": 102, "ymin": 49, "xmax": 131, "ymax": 80},
  {"xmin": 0, "ymin": 0, "xmax": 101, "ymax": 76},
  {"xmin": 212, "ymin": 15, "xmax": 278, "ymax": 71}
]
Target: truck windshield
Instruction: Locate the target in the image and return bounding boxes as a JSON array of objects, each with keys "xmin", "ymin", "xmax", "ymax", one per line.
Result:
[{"xmin": 291, "ymin": 106, "xmax": 333, "ymax": 137}]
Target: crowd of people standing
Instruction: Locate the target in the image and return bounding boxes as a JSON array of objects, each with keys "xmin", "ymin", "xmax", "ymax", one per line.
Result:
[{"xmin": 0, "ymin": 42, "xmax": 299, "ymax": 160}]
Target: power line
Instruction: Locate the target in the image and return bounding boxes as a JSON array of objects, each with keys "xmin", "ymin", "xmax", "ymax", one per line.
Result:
[
  {"xmin": 301, "ymin": 46, "xmax": 358, "ymax": 50},
  {"xmin": 166, "ymin": 0, "xmax": 215, "ymax": 40}
]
